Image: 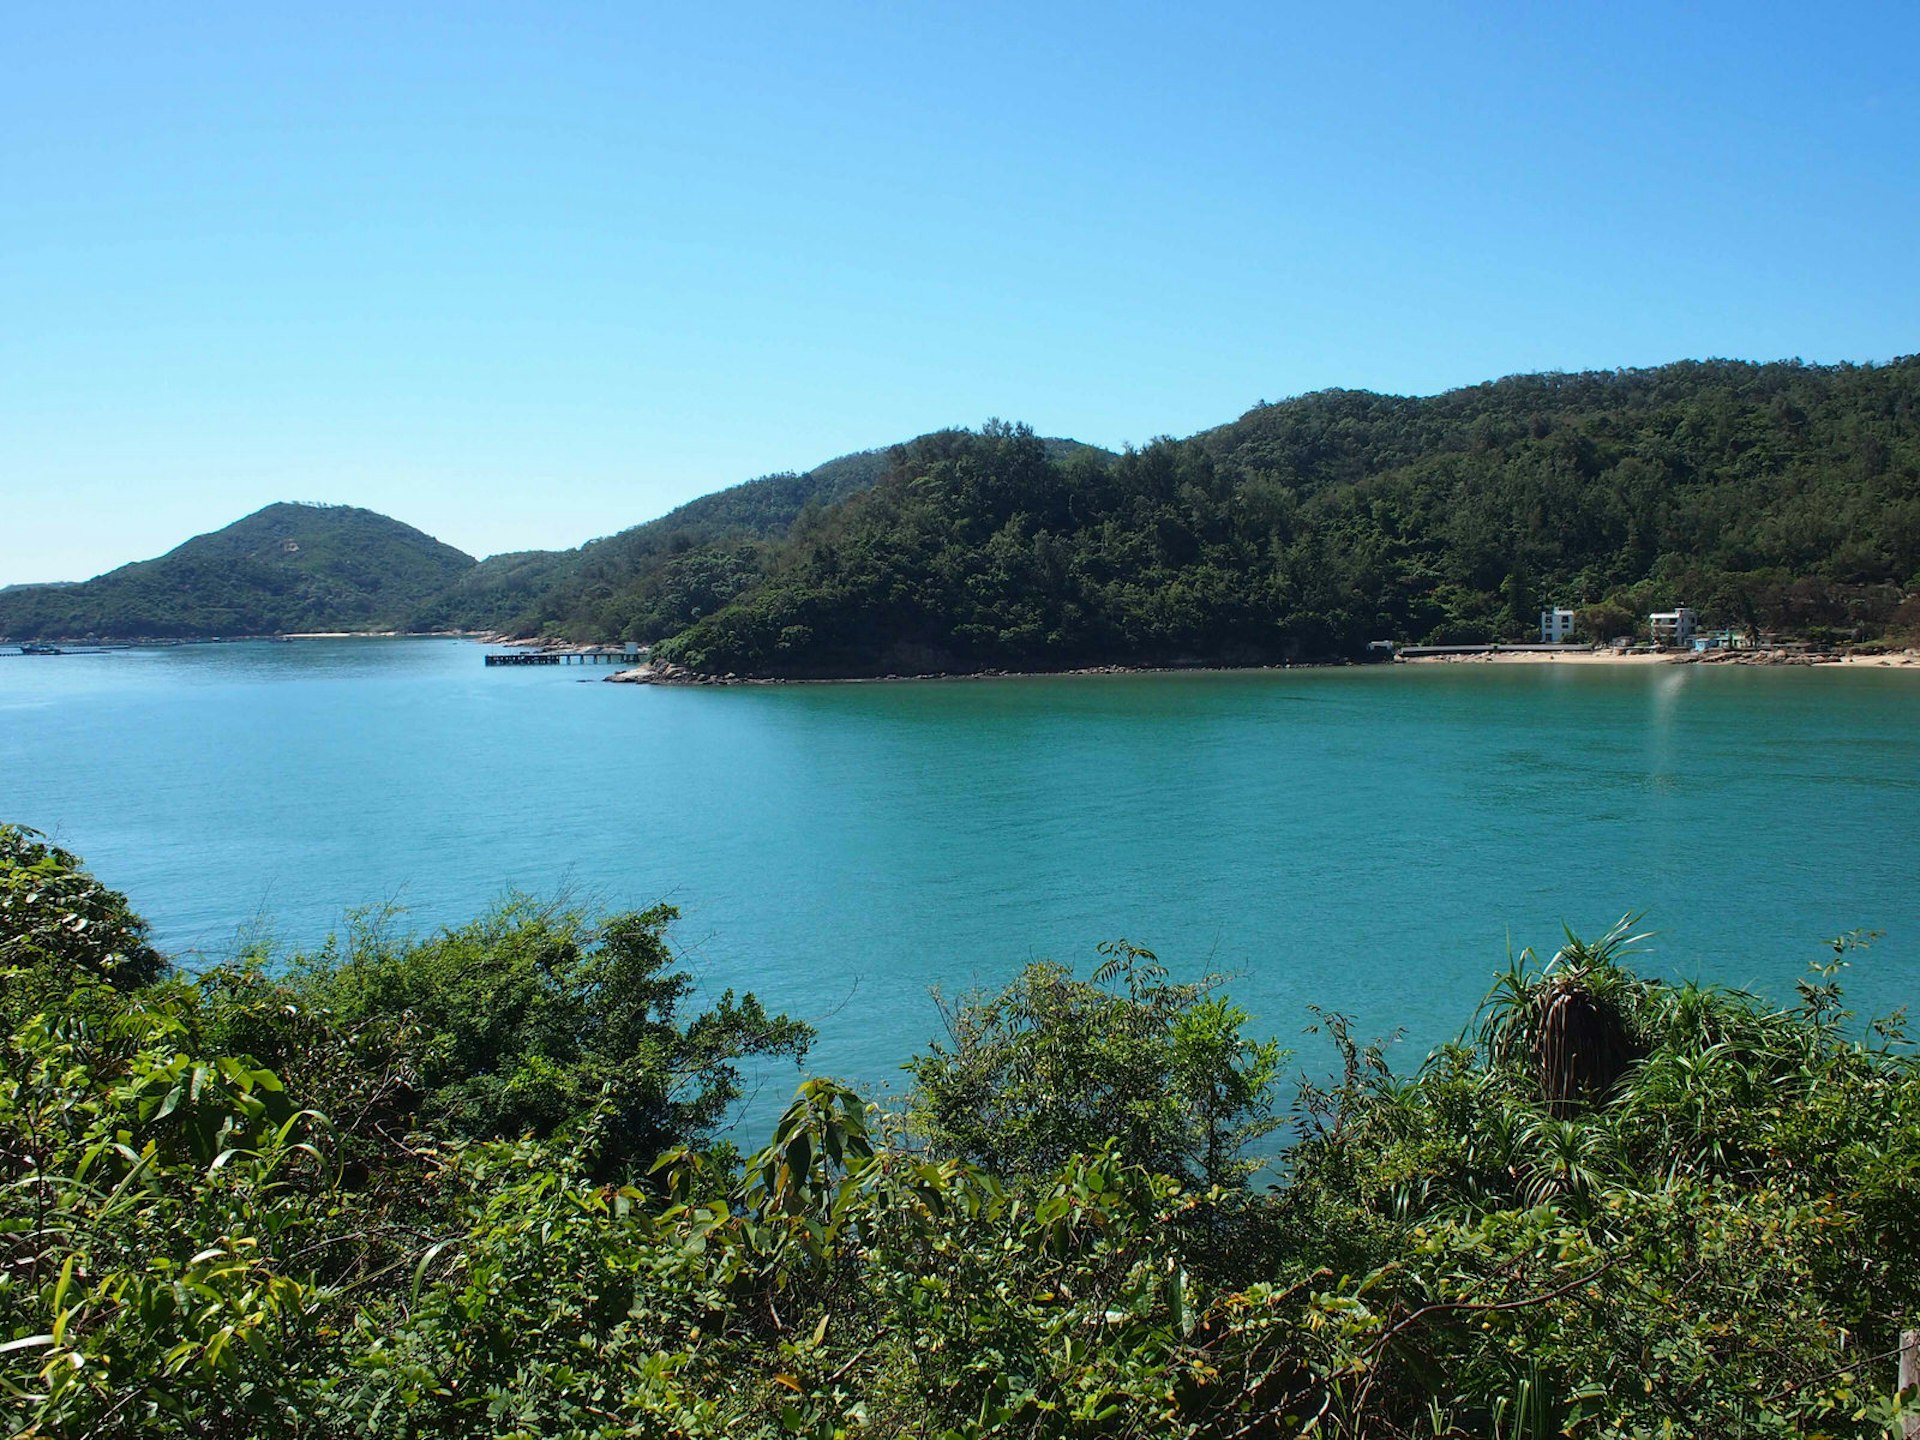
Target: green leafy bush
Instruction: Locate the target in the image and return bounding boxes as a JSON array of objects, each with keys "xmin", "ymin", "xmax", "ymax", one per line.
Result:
[
  {"xmin": 215, "ymin": 899, "xmax": 815, "ymax": 1176},
  {"xmin": 905, "ymin": 943, "xmax": 1285, "ymax": 1188},
  {"xmin": 0, "ymin": 824, "xmax": 166, "ymax": 995},
  {"xmin": 5, "ymin": 838, "xmax": 1918, "ymax": 1437}
]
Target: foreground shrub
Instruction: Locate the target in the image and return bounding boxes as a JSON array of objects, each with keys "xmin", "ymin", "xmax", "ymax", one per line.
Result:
[
  {"xmin": 905, "ymin": 942, "xmax": 1286, "ymax": 1188},
  {"xmin": 5, "ymin": 838, "xmax": 1918, "ymax": 1437},
  {"xmin": 197, "ymin": 898, "xmax": 813, "ymax": 1178}
]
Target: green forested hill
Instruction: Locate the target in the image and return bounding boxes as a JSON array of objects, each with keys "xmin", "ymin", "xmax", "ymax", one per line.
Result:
[
  {"xmin": 0, "ymin": 437, "xmax": 1105, "ymax": 642},
  {"xmin": 11, "ymin": 360, "xmax": 1917, "ymax": 654},
  {"xmin": 0, "ymin": 503, "xmax": 477, "ymax": 641},
  {"xmin": 656, "ymin": 359, "xmax": 1920, "ymax": 676},
  {"xmin": 414, "ymin": 436, "xmax": 1111, "ymax": 639},
  {"xmin": 402, "ymin": 444, "xmax": 910, "ymax": 637}
]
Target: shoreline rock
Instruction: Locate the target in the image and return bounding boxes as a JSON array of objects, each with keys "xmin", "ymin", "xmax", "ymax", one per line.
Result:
[
  {"xmin": 602, "ymin": 648, "xmax": 1920, "ymax": 687},
  {"xmin": 605, "ymin": 659, "xmax": 1354, "ymax": 687}
]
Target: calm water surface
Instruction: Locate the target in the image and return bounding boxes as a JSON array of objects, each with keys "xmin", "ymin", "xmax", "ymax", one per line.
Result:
[{"xmin": 4, "ymin": 639, "xmax": 1916, "ymax": 1128}]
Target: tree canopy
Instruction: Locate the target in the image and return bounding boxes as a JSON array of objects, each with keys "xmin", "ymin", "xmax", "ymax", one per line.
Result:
[
  {"xmin": 7, "ymin": 835, "xmax": 1920, "ymax": 1436},
  {"xmin": 11, "ymin": 359, "xmax": 1914, "ymax": 655},
  {"xmin": 657, "ymin": 359, "xmax": 1920, "ymax": 674},
  {"xmin": 906, "ymin": 942, "xmax": 1285, "ymax": 1188},
  {"xmin": 0, "ymin": 504, "xmax": 475, "ymax": 641}
]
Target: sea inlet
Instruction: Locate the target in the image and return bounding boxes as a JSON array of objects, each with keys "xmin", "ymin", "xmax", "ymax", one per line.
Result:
[{"xmin": 5, "ymin": 637, "xmax": 1915, "ymax": 1131}]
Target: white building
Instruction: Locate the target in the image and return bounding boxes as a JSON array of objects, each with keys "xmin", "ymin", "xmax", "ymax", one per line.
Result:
[
  {"xmin": 1539, "ymin": 607, "xmax": 1575, "ymax": 643},
  {"xmin": 1649, "ymin": 607, "xmax": 1697, "ymax": 648}
]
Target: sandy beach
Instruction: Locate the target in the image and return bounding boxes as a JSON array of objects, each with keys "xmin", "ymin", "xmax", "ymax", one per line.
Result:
[
  {"xmin": 1400, "ymin": 649, "xmax": 1675, "ymax": 667},
  {"xmin": 1400, "ymin": 648, "xmax": 1920, "ymax": 670},
  {"xmin": 1834, "ymin": 652, "xmax": 1920, "ymax": 669}
]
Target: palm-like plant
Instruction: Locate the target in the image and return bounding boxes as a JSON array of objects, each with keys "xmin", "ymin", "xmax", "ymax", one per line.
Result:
[{"xmin": 1477, "ymin": 915, "xmax": 1653, "ymax": 1114}]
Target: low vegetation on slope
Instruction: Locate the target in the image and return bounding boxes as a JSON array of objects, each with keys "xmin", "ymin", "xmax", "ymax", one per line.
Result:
[
  {"xmin": 0, "ymin": 504, "xmax": 475, "ymax": 641},
  {"xmin": 401, "ymin": 447, "xmax": 912, "ymax": 639},
  {"xmin": 657, "ymin": 359, "xmax": 1920, "ymax": 675},
  {"xmin": 10, "ymin": 359, "xmax": 1914, "ymax": 658},
  {"xmin": 6, "ymin": 826, "xmax": 1918, "ymax": 1437},
  {"xmin": 418, "ymin": 437, "xmax": 1111, "ymax": 642},
  {"xmin": 0, "ymin": 439, "xmax": 1103, "ymax": 644}
]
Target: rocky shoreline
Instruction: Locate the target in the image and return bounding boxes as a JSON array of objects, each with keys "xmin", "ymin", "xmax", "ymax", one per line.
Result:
[
  {"xmin": 1683, "ymin": 648, "xmax": 1918, "ymax": 668},
  {"xmin": 603, "ymin": 648, "xmax": 1920, "ymax": 687},
  {"xmin": 613, "ymin": 658, "xmax": 1388, "ymax": 687}
]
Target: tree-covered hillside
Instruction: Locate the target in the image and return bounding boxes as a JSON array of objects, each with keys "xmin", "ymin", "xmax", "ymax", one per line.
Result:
[
  {"xmin": 0, "ymin": 503, "xmax": 476, "ymax": 641},
  {"xmin": 0, "ymin": 437, "xmax": 1106, "ymax": 642},
  {"xmin": 11, "ymin": 359, "xmax": 1916, "ymax": 654},
  {"xmin": 401, "ymin": 444, "xmax": 912, "ymax": 637},
  {"xmin": 416, "ymin": 437, "xmax": 1111, "ymax": 640},
  {"xmin": 657, "ymin": 359, "xmax": 1920, "ymax": 676}
]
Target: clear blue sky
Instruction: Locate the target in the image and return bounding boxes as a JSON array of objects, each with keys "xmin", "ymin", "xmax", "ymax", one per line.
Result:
[{"xmin": 4, "ymin": 1, "xmax": 1915, "ymax": 583}]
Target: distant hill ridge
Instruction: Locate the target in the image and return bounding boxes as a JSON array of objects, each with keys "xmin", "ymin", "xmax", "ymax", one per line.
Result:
[
  {"xmin": 407, "ymin": 435, "xmax": 1108, "ymax": 638},
  {"xmin": 651, "ymin": 358, "xmax": 1920, "ymax": 676},
  {"xmin": 0, "ymin": 438, "xmax": 1103, "ymax": 641},
  {"xmin": 0, "ymin": 503, "xmax": 475, "ymax": 641},
  {"xmin": 7, "ymin": 357, "xmax": 1917, "ymax": 655}
]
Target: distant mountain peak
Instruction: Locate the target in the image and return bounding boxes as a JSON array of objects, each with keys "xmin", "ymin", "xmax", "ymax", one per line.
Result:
[{"xmin": 0, "ymin": 504, "xmax": 477, "ymax": 642}]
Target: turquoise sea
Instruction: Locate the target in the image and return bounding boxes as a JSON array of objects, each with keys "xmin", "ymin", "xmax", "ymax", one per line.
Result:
[{"xmin": 4, "ymin": 638, "xmax": 1917, "ymax": 1127}]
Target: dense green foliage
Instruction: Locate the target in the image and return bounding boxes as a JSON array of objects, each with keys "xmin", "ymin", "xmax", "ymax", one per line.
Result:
[
  {"xmin": 0, "ymin": 826, "xmax": 165, "ymax": 989},
  {"xmin": 13, "ymin": 359, "xmax": 1916, "ymax": 657},
  {"xmin": 412, "ymin": 438, "xmax": 1109, "ymax": 642},
  {"xmin": 198, "ymin": 899, "xmax": 814, "ymax": 1181},
  {"xmin": 0, "ymin": 505, "xmax": 476, "ymax": 642},
  {"xmin": 6, "ymin": 832, "xmax": 1919, "ymax": 1436},
  {"xmin": 658, "ymin": 359, "xmax": 1920, "ymax": 674},
  {"xmin": 399, "ymin": 448, "xmax": 904, "ymax": 639},
  {"xmin": 907, "ymin": 943, "xmax": 1285, "ymax": 1188},
  {"xmin": 0, "ymin": 441, "xmax": 1100, "ymax": 643}
]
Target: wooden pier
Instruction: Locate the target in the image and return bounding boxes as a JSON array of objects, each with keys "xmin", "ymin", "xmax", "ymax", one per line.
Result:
[
  {"xmin": 4, "ymin": 644, "xmax": 127, "ymax": 658},
  {"xmin": 484, "ymin": 649, "xmax": 638, "ymax": 667}
]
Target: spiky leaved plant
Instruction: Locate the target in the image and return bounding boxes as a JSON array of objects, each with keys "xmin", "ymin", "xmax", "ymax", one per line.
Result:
[{"xmin": 1480, "ymin": 916, "xmax": 1652, "ymax": 1115}]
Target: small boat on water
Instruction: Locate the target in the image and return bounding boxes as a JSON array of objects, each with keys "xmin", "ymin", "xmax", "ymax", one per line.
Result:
[{"xmin": 19, "ymin": 643, "xmax": 62, "ymax": 656}]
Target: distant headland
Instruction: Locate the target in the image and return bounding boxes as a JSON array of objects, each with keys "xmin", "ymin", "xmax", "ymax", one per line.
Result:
[{"xmin": 7, "ymin": 357, "xmax": 1917, "ymax": 677}]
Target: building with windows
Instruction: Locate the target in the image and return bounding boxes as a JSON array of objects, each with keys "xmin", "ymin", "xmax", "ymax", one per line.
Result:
[
  {"xmin": 1649, "ymin": 607, "xmax": 1697, "ymax": 648},
  {"xmin": 1539, "ymin": 607, "xmax": 1576, "ymax": 643}
]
